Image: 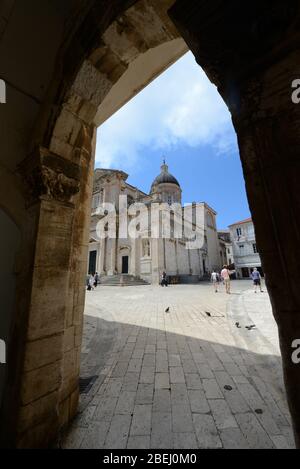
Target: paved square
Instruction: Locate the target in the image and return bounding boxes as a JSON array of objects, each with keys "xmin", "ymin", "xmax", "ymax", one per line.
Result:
[{"xmin": 62, "ymin": 281, "xmax": 294, "ymax": 449}]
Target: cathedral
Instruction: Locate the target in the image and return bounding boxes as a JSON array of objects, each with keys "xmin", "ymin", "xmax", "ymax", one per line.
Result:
[{"xmin": 88, "ymin": 162, "xmax": 222, "ymax": 284}]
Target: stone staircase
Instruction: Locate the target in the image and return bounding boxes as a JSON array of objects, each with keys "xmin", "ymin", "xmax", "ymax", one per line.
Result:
[{"xmin": 100, "ymin": 274, "xmax": 149, "ymax": 286}]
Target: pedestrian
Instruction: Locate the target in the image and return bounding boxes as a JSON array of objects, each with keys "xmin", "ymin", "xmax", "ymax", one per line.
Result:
[
  {"xmin": 221, "ymin": 265, "xmax": 231, "ymax": 294},
  {"xmin": 251, "ymin": 268, "xmax": 263, "ymax": 293},
  {"xmin": 211, "ymin": 270, "xmax": 219, "ymax": 293},
  {"xmin": 161, "ymin": 271, "xmax": 168, "ymax": 287},
  {"xmin": 88, "ymin": 273, "xmax": 95, "ymax": 291},
  {"xmin": 94, "ymin": 272, "xmax": 99, "ymax": 288}
]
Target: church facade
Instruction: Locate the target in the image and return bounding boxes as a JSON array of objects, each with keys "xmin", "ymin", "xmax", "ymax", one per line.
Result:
[{"xmin": 88, "ymin": 163, "xmax": 222, "ymax": 284}]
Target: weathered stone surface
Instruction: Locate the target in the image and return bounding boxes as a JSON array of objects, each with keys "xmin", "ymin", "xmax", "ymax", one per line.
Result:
[
  {"xmin": 21, "ymin": 362, "xmax": 61, "ymax": 405},
  {"xmin": 24, "ymin": 335, "xmax": 62, "ymax": 372}
]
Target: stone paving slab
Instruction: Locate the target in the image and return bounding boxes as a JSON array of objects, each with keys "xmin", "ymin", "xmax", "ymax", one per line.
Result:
[{"xmin": 62, "ymin": 282, "xmax": 295, "ymax": 449}]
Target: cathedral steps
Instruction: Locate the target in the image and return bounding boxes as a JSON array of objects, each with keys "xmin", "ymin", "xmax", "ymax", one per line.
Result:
[{"xmin": 99, "ymin": 274, "xmax": 149, "ymax": 286}]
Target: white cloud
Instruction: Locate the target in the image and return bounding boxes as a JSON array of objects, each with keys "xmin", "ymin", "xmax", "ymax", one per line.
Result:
[{"xmin": 96, "ymin": 52, "xmax": 236, "ymax": 170}]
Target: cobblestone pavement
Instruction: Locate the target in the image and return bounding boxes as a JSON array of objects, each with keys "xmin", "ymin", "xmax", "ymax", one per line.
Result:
[{"xmin": 62, "ymin": 280, "xmax": 295, "ymax": 449}]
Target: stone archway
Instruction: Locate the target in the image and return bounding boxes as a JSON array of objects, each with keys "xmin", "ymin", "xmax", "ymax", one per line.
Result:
[
  {"xmin": 0, "ymin": 208, "xmax": 21, "ymax": 407},
  {"xmin": 1, "ymin": 0, "xmax": 300, "ymax": 449},
  {"xmin": 0, "ymin": 0, "xmax": 188, "ymax": 448},
  {"xmin": 169, "ymin": 0, "xmax": 300, "ymax": 448}
]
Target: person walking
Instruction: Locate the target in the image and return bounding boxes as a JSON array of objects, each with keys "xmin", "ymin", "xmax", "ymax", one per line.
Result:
[
  {"xmin": 94, "ymin": 272, "xmax": 99, "ymax": 288},
  {"xmin": 251, "ymin": 268, "xmax": 263, "ymax": 293},
  {"xmin": 161, "ymin": 271, "xmax": 168, "ymax": 287},
  {"xmin": 221, "ymin": 265, "xmax": 231, "ymax": 294},
  {"xmin": 211, "ymin": 270, "xmax": 219, "ymax": 293},
  {"xmin": 88, "ymin": 273, "xmax": 95, "ymax": 291}
]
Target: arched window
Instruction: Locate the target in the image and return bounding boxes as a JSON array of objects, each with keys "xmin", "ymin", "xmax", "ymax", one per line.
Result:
[{"xmin": 207, "ymin": 212, "xmax": 214, "ymax": 228}]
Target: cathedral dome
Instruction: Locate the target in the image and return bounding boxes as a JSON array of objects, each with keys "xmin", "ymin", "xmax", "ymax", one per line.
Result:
[{"xmin": 150, "ymin": 162, "xmax": 180, "ymax": 192}]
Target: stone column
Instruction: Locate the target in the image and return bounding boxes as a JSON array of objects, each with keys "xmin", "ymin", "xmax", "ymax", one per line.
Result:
[
  {"xmin": 175, "ymin": 240, "xmax": 179, "ymax": 275},
  {"xmin": 130, "ymin": 240, "xmax": 137, "ymax": 276},
  {"xmin": 151, "ymin": 238, "xmax": 161, "ymax": 285},
  {"xmin": 188, "ymin": 247, "xmax": 192, "ymax": 275},
  {"xmin": 108, "ymin": 238, "xmax": 117, "ymax": 276},
  {"xmin": 170, "ymin": 0, "xmax": 300, "ymax": 447},
  {"xmin": 97, "ymin": 239, "xmax": 105, "ymax": 274},
  {"xmin": 1, "ymin": 145, "xmax": 82, "ymax": 448}
]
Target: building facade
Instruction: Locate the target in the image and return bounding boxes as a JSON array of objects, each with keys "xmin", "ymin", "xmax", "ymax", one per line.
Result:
[
  {"xmin": 88, "ymin": 163, "xmax": 222, "ymax": 284},
  {"xmin": 228, "ymin": 218, "xmax": 263, "ymax": 278},
  {"xmin": 218, "ymin": 230, "xmax": 234, "ymax": 268}
]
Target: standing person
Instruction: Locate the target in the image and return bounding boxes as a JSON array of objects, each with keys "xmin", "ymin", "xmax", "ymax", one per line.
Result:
[
  {"xmin": 94, "ymin": 272, "xmax": 99, "ymax": 288},
  {"xmin": 221, "ymin": 265, "xmax": 231, "ymax": 294},
  {"xmin": 211, "ymin": 270, "xmax": 219, "ymax": 293},
  {"xmin": 88, "ymin": 273, "xmax": 95, "ymax": 291},
  {"xmin": 161, "ymin": 271, "xmax": 168, "ymax": 287},
  {"xmin": 251, "ymin": 268, "xmax": 263, "ymax": 293}
]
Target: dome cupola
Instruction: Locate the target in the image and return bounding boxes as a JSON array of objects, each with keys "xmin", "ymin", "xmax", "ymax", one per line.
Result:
[
  {"xmin": 150, "ymin": 160, "xmax": 182, "ymax": 204},
  {"xmin": 150, "ymin": 161, "xmax": 180, "ymax": 193}
]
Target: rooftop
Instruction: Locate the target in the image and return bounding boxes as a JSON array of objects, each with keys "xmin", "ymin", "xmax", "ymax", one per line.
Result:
[{"xmin": 229, "ymin": 217, "xmax": 252, "ymax": 227}]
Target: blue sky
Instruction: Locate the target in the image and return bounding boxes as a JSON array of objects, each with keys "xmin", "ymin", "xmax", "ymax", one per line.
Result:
[{"xmin": 95, "ymin": 52, "xmax": 250, "ymax": 230}]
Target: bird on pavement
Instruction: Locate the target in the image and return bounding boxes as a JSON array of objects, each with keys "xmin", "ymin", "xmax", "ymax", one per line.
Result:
[{"xmin": 165, "ymin": 307, "xmax": 170, "ymax": 313}]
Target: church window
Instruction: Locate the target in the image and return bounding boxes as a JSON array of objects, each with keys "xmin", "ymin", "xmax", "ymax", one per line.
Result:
[
  {"xmin": 142, "ymin": 239, "xmax": 151, "ymax": 257},
  {"xmin": 92, "ymin": 194, "xmax": 100, "ymax": 209},
  {"xmin": 167, "ymin": 195, "xmax": 172, "ymax": 206},
  {"xmin": 99, "ymin": 189, "xmax": 104, "ymax": 204}
]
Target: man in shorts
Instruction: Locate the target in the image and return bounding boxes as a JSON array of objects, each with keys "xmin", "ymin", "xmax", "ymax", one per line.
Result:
[
  {"xmin": 221, "ymin": 265, "xmax": 231, "ymax": 294},
  {"xmin": 251, "ymin": 268, "xmax": 263, "ymax": 293}
]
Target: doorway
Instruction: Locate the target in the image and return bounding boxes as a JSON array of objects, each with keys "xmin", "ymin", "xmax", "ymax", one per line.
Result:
[
  {"xmin": 122, "ymin": 256, "xmax": 129, "ymax": 274},
  {"xmin": 89, "ymin": 251, "xmax": 97, "ymax": 274}
]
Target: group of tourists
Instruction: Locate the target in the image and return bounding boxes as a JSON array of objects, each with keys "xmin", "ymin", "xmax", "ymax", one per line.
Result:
[
  {"xmin": 210, "ymin": 266, "xmax": 263, "ymax": 294},
  {"xmin": 87, "ymin": 272, "xmax": 99, "ymax": 291},
  {"xmin": 210, "ymin": 267, "xmax": 232, "ymax": 294}
]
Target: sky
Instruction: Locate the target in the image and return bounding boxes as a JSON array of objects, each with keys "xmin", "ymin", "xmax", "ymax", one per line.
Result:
[{"xmin": 95, "ymin": 52, "xmax": 250, "ymax": 230}]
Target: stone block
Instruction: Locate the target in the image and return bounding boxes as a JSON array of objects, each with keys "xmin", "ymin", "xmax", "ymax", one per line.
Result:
[
  {"xmin": 24, "ymin": 334, "xmax": 63, "ymax": 372},
  {"xmin": 19, "ymin": 391, "xmax": 59, "ymax": 432},
  {"xmin": 21, "ymin": 362, "xmax": 61, "ymax": 405}
]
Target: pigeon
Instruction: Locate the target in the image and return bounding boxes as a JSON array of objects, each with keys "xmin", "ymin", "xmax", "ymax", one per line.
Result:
[
  {"xmin": 205, "ymin": 311, "xmax": 225, "ymax": 318},
  {"xmin": 224, "ymin": 385, "xmax": 233, "ymax": 391},
  {"xmin": 165, "ymin": 307, "xmax": 170, "ymax": 313},
  {"xmin": 245, "ymin": 324, "xmax": 256, "ymax": 330},
  {"xmin": 235, "ymin": 322, "xmax": 241, "ymax": 329}
]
